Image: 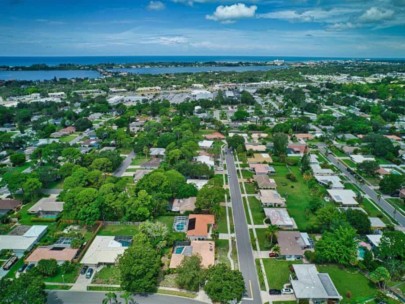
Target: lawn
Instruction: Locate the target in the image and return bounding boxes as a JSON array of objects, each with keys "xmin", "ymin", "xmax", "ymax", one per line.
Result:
[
  {"xmin": 130, "ymin": 156, "xmax": 149, "ymax": 166},
  {"xmin": 256, "ymin": 228, "xmax": 272, "ymax": 250},
  {"xmin": 342, "ymin": 159, "xmax": 357, "ymax": 169},
  {"xmin": 360, "ymin": 198, "xmax": 392, "ymax": 224},
  {"xmin": 330, "ymin": 146, "xmax": 347, "ymax": 157},
  {"xmin": 318, "ymin": 265, "xmax": 377, "ymax": 303},
  {"xmin": 92, "ymin": 265, "xmax": 120, "ymax": 285},
  {"xmin": 59, "ymin": 134, "xmax": 78, "ymax": 143},
  {"xmin": 215, "ymin": 239, "xmax": 230, "ymax": 267},
  {"xmin": 387, "ymin": 198, "xmax": 405, "ymax": 214},
  {"xmin": 4, "ymin": 258, "xmax": 24, "ymax": 279},
  {"xmin": 44, "ymin": 264, "xmax": 80, "ymax": 283},
  {"xmin": 216, "ymin": 207, "xmax": 228, "ymax": 233},
  {"xmin": 248, "ymin": 197, "xmax": 266, "ymax": 225},
  {"xmin": 97, "ymin": 224, "xmax": 139, "ymax": 236},
  {"xmin": 241, "ymin": 170, "xmax": 254, "ymax": 179},
  {"xmin": 242, "ymin": 182, "xmax": 257, "ymax": 194},
  {"xmin": 272, "ymin": 165, "xmax": 315, "ymax": 230},
  {"xmin": 262, "ymin": 259, "xmax": 302, "ymax": 289}
]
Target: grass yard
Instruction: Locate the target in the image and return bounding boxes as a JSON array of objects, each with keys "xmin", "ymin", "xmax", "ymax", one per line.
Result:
[
  {"xmin": 131, "ymin": 156, "xmax": 149, "ymax": 166},
  {"xmin": 97, "ymin": 224, "xmax": 139, "ymax": 236},
  {"xmin": 45, "ymin": 284, "xmax": 72, "ymax": 290},
  {"xmin": 92, "ymin": 265, "xmax": 120, "ymax": 285},
  {"xmin": 157, "ymin": 288, "xmax": 197, "ymax": 299},
  {"xmin": 256, "ymin": 228, "xmax": 272, "ymax": 250},
  {"xmin": 241, "ymin": 170, "xmax": 254, "ymax": 179},
  {"xmin": 387, "ymin": 198, "xmax": 405, "ymax": 214},
  {"xmin": 318, "ymin": 265, "xmax": 377, "ymax": 303},
  {"xmin": 262, "ymin": 259, "xmax": 302, "ymax": 290},
  {"xmin": 342, "ymin": 159, "xmax": 357, "ymax": 169},
  {"xmin": 216, "ymin": 207, "xmax": 228, "ymax": 233},
  {"xmin": 330, "ymin": 146, "xmax": 347, "ymax": 157},
  {"xmin": 248, "ymin": 197, "xmax": 266, "ymax": 225},
  {"xmin": 272, "ymin": 165, "xmax": 315, "ymax": 230},
  {"xmin": 59, "ymin": 134, "xmax": 78, "ymax": 143},
  {"xmin": 4, "ymin": 258, "xmax": 24, "ymax": 279},
  {"xmin": 242, "ymin": 182, "xmax": 257, "ymax": 194},
  {"xmin": 44, "ymin": 264, "xmax": 80, "ymax": 283},
  {"xmin": 256, "ymin": 260, "xmax": 266, "ymax": 290},
  {"xmin": 215, "ymin": 239, "xmax": 230, "ymax": 267}
]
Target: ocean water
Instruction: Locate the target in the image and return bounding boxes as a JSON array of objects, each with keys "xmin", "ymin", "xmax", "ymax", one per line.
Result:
[{"xmin": 1, "ymin": 55, "xmax": 401, "ymax": 67}]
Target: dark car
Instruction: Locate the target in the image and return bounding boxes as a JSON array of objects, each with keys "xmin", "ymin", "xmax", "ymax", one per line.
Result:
[
  {"xmin": 80, "ymin": 265, "xmax": 89, "ymax": 275},
  {"xmin": 18, "ymin": 263, "xmax": 28, "ymax": 273},
  {"xmin": 269, "ymin": 289, "xmax": 281, "ymax": 295},
  {"xmin": 269, "ymin": 252, "xmax": 279, "ymax": 258},
  {"xmin": 85, "ymin": 267, "xmax": 94, "ymax": 279}
]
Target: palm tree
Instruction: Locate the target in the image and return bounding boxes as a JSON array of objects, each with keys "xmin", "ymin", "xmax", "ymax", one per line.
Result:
[
  {"xmin": 120, "ymin": 291, "xmax": 137, "ymax": 304},
  {"xmin": 265, "ymin": 225, "xmax": 279, "ymax": 245},
  {"xmin": 102, "ymin": 292, "xmax": 117, "ymax": 304}
]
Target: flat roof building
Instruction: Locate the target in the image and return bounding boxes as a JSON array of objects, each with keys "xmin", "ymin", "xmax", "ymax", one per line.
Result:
[
  {"xmin": 327, "ymin": 189, "xmax": 358, "ymax": 206},
  {"xmin": 259, "ymin": 190, "xmax": 286, "ymax": 207},
  {"xmin": 81, "ymin": 236, "xmax": 131, "ymax": 266}
]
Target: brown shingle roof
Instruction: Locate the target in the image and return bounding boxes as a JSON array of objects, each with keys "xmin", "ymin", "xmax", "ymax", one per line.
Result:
[{"xmin": 0, "ymin": 199, "xmax": 22, "ymax": 211}]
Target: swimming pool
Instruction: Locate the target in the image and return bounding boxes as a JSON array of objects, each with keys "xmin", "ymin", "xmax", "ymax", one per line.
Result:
[
  {"xmin": 176, "ymin": 223, "xmax": 186, "ymax": 231},
  {"xmin": 174, "ymin": 246, "xmax": 184, "ymax": 254},
  {"xmin": 358, "ymin": 247, "xmax": 366, "ymax": 259}
]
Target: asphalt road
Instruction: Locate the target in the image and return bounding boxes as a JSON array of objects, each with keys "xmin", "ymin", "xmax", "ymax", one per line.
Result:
[
  {"xmin": 225, "ymin": 149, "xmax": 262, "ymax": 304},
  {"xmin": 113, "ymin": 151, "xmax": 135, "ymax": 177},
  {"xmin": 47, "ymin": 291, "xmax": 205, "ymax": 304},
  {"xmin": 319, "ymin": 146, "xmax": 405, "ymax": 227}
]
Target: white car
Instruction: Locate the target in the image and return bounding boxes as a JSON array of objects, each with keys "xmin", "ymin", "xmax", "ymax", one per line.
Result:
[{"xmin": 281, "ymin": 288, "xmax": 294, "ymax": 294}]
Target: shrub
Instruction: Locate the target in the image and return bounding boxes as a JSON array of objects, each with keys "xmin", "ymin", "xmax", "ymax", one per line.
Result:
[
  {"xmin": 37, "ymin": 259, "xmax": 58, "ymax": 277},
  {"xmin": 286, "ymin": 173, "xmax": 297, "ymax": 182}
]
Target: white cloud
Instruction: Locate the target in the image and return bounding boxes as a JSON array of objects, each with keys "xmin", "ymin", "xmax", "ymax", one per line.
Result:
[
  {"xmin": 327, "ymin": 22, "xmax": 357, "ymax": 31},
  {"xmin": 147, "ymin": 1, "xmax": 166, "ymax": 10},
  {"xmin": 141, "ymin": 36, "xmax": 188, "ymax": 45},
  {"xmin": 206, "ymin": 3, "xmax": 257, "ymax": 23},
  {"xmin": 359, "ymin": 7, "xmax": 394, "ymax": 23},
  {"xmin": 258, "ymin": 8, "xmax": 358, "ymax": 23}
]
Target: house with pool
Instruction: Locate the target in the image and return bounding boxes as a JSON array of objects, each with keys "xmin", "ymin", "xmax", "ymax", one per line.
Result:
[{"xmin": 170, "ymin": 240, "xmax": 215, "ymax": 269}]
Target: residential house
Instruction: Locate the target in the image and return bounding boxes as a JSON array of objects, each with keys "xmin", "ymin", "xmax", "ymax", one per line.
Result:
[
  {"xmin": 0, "ymin": 199, "xmax": 22, "ymax": 216},
  {"xmin": 249, "ymin": 164, "xmax": 271, "ymax": 175},
  {"xmin": 245, "ymin": 144, "xmax": 267, "ymax": 152},
  {"xmin": 198, "ymin": 140, "xmax": 214, "ymax": 150},
  {"xmin": 28, "ymin": 197, "xmax": 64, "ymax": 218},
  {"xmin": 26, "ymin": 246, "xmax": 78, "ymax": 265},
  {"xmin": 287, "ymin": 144, "xmax": 307, "ymax": 156},
  {"xmin": 80, "ymin": 236, "xmax": 132, "ymax": 266},
  {"xmin": 314, "ymin": 175, "xmax": 344, "ymax": 189},
  {"xmin": 254, "ymin": 175, "xmax": 276, "ymax": 189},
  {"xmin": 264, "ymin": 208, "xmax": 295, "ymax": 229},
  {"xmin": 186, "ymin": 214, "xmax": 215, "ymax": 240},
  {"xmin": 150, "ymin": 148, "xmax": 166, "ymax": 158},
  {"xmin": 327, "ymin": 189, "xmax": 358, "ymax": 207},
  {"xmin": 369, "ymin": 217, "xmax": 386, "ymax": 231},
  {"xmin": 194, "ymin": 155, "xmax": 215, "ymax": 168},
  {"xmin": 0, "ymin": 225, "xmax": 48, "ymax": 256},
  {"xmin": 204, "ymin": 132, "xmax": 225, "ymax": 140},
  {"xmin": 170, "ymin": 241, "xmax": 215, "ymax": 268},
  {"xmin": 277, "ymin": 231, "xmax": 312, "ymax": 260},
  {"xmin": 259, "ymin": 190, "xmax": 286, "ymax": 207},
  {"xmin": 366, "ymin": 234, "xmax": 383, "ymax": 249},
  {"xmin": 290, "ymin": 264, "xmax": 342, "ymax": 303},
  {"xmin": 186, "ymin": 179, "xmax": 209, "ymax": 190},
  {"xmin": 140, "ymin": 158, "xmax": 161, "ymax": 170},
  {"xmin": 171, "ymin": 197, "xmax": 197, "ymax": 214},
  {"xmin": 350, "ymin": 155, "xmax": 376, "ymax": 164},
  {"xmin": 248, "ymin": 153, "xmax": 273, "ymax": 164}
]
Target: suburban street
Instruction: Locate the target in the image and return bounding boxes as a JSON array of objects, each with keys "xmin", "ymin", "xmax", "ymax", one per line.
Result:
[
  {"xmin": 318, "ymin": 146, "xmax": 405, "ymax": 227},
  {"xmin": 113, "ymin": 151, "xmax": 135, "ymax": 177},
  {"xmin": 225, "ymin": 149, "xmax": 262, "ymax": 304},
  {"xmin": 47, "ymin": 291, "xmax": 205, "ymax": 304}
]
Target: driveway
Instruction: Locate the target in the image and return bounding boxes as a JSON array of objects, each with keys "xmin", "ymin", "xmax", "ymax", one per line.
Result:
[{"xmin": 113, "ymin": 151, "xmax": 135, "ymax": 177}]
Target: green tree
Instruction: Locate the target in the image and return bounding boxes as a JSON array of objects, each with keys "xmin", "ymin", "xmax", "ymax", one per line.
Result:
[
  {"xmin": 226, "ymin": 135, "xmax": 245, "ymax": 151},
  {"xmin": 273, "ymin": 133, "xmax": 288, "ymax": 157},
  {"xmin": 196, "ymin": 183, "xmax": 225, "ymax": 216},
  {"xmin": 300, "ymin": 152, "xmax": 311, "ymax": 172},
  {"xmin": 74, "ymin": 117, "xmax": 92, "ymax": 131},
  {"xmin": 22, "ymin": 178, "xmax": 43, "ymax": 200},
  {"xmin": 379, "ymin": 174, "xmax": 404, "ymax": 195},
  {"xmin": 232, "ymin": 109, "xmax": 249, "ymax": 121},
  {"xmin": 369, "ymin": 267, "xmax": 390, "ymax": 289},
  {"xmin": 204, "ymin": 264, "xmax": 245, "ymax": 304},
  {"xmin": 120, "ymin": 291, "xmax": 137, "ymax": 304},
  {"xmin": 90, "ymin": 158, "xmax": 113, "ymax": 173},
  {"xmin": 118, "ymin": 234, "xmax": 161, "ymax": 293},
  {"xmin": 345, "ymin": 209, "xmax": 371, "ymax": 234},
  {"xmin": 265, "ymin": 225, "xmax": 279, "ymax": 245},
  {"xmin": 357, "ymin": 161, "xmax": 379, "ymax": 176},
  {"xmin": 138, "ymin": 221, "xmax": 168, "ymax": 251},
  {"xmin": 10, "ymin": 153, "xmax": 26, "ymax": 166},
  {"xmin": 0, "ymin": 272, "xmax": 46, "ymax": 304},
  {"xmin": 36, "ymin": 259, "xmax": 58, "ymax": 277},
  {"xmin": 176, "ymin": 255, "xmax": 203, "ymax": 292},
  {"xmin": 377, "ymin": 231, "xmax": 405, "ymax": 279},
  {"xmin": 102, "ymin": 292, "xmax": 118, "ymax": 304},
  {"xmin": 315, "ymin": 226, "xmax": 357, "ymax": 266}
]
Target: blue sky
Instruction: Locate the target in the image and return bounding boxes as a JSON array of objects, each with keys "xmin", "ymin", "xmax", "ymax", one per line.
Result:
[{"xmin": 0, "ymin": 0, "xmax": 404, "ymax": 57}]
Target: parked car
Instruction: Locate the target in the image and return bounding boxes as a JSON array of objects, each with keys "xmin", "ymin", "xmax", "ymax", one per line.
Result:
[
  {"xmin": 269, "ymin": 289, "xmax": 281, "ymax": 295},
  {"xmin": 281, "ymin": 288, "xmax": 294, "ymax": 294},
  {"xmin": 269, "ymin": 252, "xmax": 279, "ymax": 258},
  {"xmin": 85, "ymin": 267, "xmax": 94, "ymax": 279},
  {"xmin": 80, "ymin": 265, "xmax": 89, "ymax": 275},
  {"xmin": 26, "ymin": 264, "xmax": 35, "ymax": 272},
  {"xmin": 18, "ymin": 263, "xmax": 28, "ymax": 273}
]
